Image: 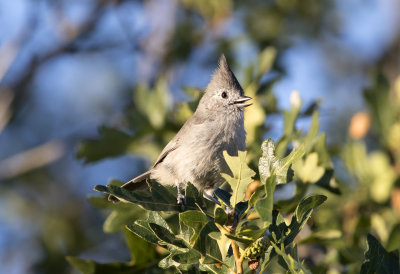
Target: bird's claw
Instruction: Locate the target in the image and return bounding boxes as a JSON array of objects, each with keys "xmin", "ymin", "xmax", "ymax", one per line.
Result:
[
  {"xmin": 203, "ymin": 191, "xmax": 221, "ymax": 206},
  {"xmin": 177, "ymin": 193, "xmax": 186, "ymax": 211},
  {"xmin": 203, "ymin": 191, "xmax": 233, "ymax": 215},
  {"xmin": 224, "ymin": 206, "xmax": 233, "ymax": 215}
]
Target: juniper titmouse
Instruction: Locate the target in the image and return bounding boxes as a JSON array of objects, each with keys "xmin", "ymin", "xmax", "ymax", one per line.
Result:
[{"xmin": 109, "ymin": 55, "xmax": 252, "ymax": 207}]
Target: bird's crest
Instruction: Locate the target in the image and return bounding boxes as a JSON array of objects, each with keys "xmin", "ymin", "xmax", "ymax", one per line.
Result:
[{"xmin": 208, "ymin": 54, "xmax": 243, "ymax": 94}]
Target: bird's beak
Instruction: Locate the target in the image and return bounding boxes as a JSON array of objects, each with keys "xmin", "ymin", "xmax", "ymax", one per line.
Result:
[{"xmin": 233, "ymin": 96, "xmax": 252, "ymax": 108}]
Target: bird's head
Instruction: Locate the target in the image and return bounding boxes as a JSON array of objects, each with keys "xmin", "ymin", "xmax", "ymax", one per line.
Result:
[{"xmin": 199, "ymin": 55, "xmax": 252, "ymax": 114}]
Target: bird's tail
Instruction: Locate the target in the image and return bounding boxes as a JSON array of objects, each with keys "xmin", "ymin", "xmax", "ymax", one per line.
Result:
[{"xmin": 108, "ymin": 171, "xmax": 151, "ymax": 203}]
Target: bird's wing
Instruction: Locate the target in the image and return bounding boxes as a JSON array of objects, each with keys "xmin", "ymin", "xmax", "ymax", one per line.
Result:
[
  {"xmin": 152, "ymin": 111, "xmax": 209, "ymax": 167},
  {"xmin": 153, "ymin": 139, "xmax": 179, "ymax": 167}
]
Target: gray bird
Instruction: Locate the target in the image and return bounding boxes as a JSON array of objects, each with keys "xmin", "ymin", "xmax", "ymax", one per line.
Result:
[{"xmin": 109, "ymin": 55, "xmax": 252, "ymax": 207}]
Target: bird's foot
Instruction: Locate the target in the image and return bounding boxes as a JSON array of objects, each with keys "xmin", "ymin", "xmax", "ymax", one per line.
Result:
[
  {"xmin": 203, "ymin": 190, "xmax": 233, "ymax": 215},
  {"xmin": 203, "ymin": 190, "xmax": 221, "ymax": 205},
  {"xmin": 177, "ymin": 193, "xmax": 186, "ymax": 211},
  {"xmin": 224, "ymin": 206, "xmax": 233, "ymax": 215},
  {"xmin": 175, "ymin": 181, "xmax": 186, "ymax": 211}
]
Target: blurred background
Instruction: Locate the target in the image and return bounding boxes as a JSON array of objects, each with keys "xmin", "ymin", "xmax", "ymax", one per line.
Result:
[{"xmin": 0, "ymin": 0, "xmax": 400, "ymax": 273}]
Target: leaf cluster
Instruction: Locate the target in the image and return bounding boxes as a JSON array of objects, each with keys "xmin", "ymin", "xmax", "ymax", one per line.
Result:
[
  {"xmin": 72, "ymin": 48, "xmax": 400, "ymax": 273},
  {"xmin": 72, "ymin": 111, "xmax": 334, "ymax": 273}
]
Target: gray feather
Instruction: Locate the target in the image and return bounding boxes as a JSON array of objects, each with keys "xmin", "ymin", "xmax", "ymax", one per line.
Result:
[
  {"xmin": 108, "ymin": 170, "xmax": 151, "ymax": 202},
  {"xmin": 153, "ymin": 141, "xmax": 178, "ymax": 167},
  {"xmin": 109, "ymin": 54, "xmax": 250, "ymax": 204}
]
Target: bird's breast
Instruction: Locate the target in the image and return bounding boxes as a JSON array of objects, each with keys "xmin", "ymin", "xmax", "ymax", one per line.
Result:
[{"xmin": 157, "ymin": 115, "xmax": 246, "ymax": 190}]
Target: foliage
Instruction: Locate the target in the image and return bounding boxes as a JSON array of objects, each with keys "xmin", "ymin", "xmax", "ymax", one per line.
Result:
[
  {"xmin": 360, "ymin": 234, "xmax": 399, "ymax": 274},
  {"xmin": 2, "ymin": 0, "xmax": 400, "ymax": 272},
  {"xmin": 88, "ymin": 140, "xmax": 327, "ymax": 273},
  {"xmin": 71, "ymin": 46, "xmax": 341, "ymax": 272},
  {"xmin": 70, "ymin": 41, "xmax": 400, "ymax": 272}
]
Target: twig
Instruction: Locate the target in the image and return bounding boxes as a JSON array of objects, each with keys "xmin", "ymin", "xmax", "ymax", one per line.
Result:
[
  {"xmin": 231, "ymin": 240, "xmax": 243, "ymax": 274},
  {"xmin": 0, "ymin": 140, "xmax": 65, "ymax": 180}
]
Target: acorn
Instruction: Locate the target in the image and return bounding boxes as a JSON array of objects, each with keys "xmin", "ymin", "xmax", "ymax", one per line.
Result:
[{"xmin": 244, "ymin": 236, "xmax": 269, "ymax": 259}]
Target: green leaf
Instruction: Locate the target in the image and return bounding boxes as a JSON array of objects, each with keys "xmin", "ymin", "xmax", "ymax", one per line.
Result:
[
  {"xmin": 303, "ymin": 111, "xmax": 320, "ymax": 153},
  {"xmin": 127, "ymin": 220, "xmax": 160, "ymax": 245},
  {"xmin": 224, "ymin": 234, "xmax": 253, "ymax": 246},
  {"xmin": 87, "ymin": 196, "xmax": 114, "ymax": 208},
  {"xmin": 271, "ymin": 242, "xmax": 312, "ymax": 274},
  {"xmin": 94, "ymin": 181, "xmax": 200, "ymax": 212},
  {"xmin": 158, "ymin": 249, "xmax": 197, "ymax": 270},
  {"xmin": 237, "ymin": 225, "xmax": 268, "ymax": 241},
  {"xmin": 343, "ymin": 142, "xmax": 396, "ymax": 203},
  {"xmin": 134, "ymin": 78, "xmax": 170, "ymax": 129},
  {"xmin": 185, "ymin": 225, "xmax": 221, "ymax": 264},
  {"xmin": 386, "ymin": 224, "xmax": 400, "ymax": 252},
  {"xmin": 179, "ymin": 210, "xmax": 210, "ymax": 246},
  {"xmin": 273, "ymin": 195, "xmax": 327, "ymax": 247},
  {"xmin": 199, "ymin": 255, "xmax": 235, "ymax": 274},
  {"xmin": 103, "ymin": 207, "xmax": 144, "ymax": 233},
  {"xmin": 284, "ymin": 215, "xmax": 309, "ymax": 247},
  {"xmin": 259, "ymin": 245, "xmax": 274, "ymax": 272},
  {"xmin": 77, "ymin": 127, "xmax": 133, "ymax": 163},
  {"xmin": 208, "ymin": 231, "xmax": 222, "ymax": 241},
  {"xmin": 361, "ymin": 234, "xmax": 400, "ymax": 274},
  {"xmin": 314, "ymin": 133, "xmax": 333, "ymax": 168},
  {"xmin": 214, "ymin": 207, "xmax": 228, "ymax": 226},
  {"xmin": 368, "ymin": 151, "xmax": 396, "ymax": 203},
  {"xmin": 267, "ymin": 210, "xmax": 286, "ymax": 243},
  {"xmin": 148, "ymin": 211, "xmax": 173, "ymax": 233},
  {"xmin": 257, "ymin": 47, "xmax": 277, "ymax": 78},
  {"xmin": 295, "ymin": 195, "xmax": 327, "ymax": 223},
  {"xmin": 314, "ymin": 169, "xmax": 341, "ymax": 195},
  {"xmin": 282, "ymin": 91, "xmax": 302, "ymax": 137},
  {"xmin": 244, "ymin": 82, "xmax": 266, "ymax": 145},
  {"xmin": 66, "ymin": 256, "xmax": 141, "ymax": 274},
  {"xmin": 248, "ymin": 185, "xmax": 265, "ymax": 210},
  {"xmin": 127, "ymin": 212, "xmax": 175, "ymax": 247},
  {"xmin": 275, "ymin": 136, "xmax": 290, "ymax": 159},
  {"xmin": 172, "ymin": 249, "xmax": 202, "ymax": 264},
  {"xmin": 185, "ymin": 182, "xmax": 212, "ymax": 211},
  {"xmin": 255, "ymin": 175, "xmax": 277, "ymax": 225},
  {"xmin": 100, "ymin": 199, "xmax": 145, "ymax": 233},
  {"xmin": 221, "ymin": 150, "xmax": 255, "ymax": 208},
  {"xmin": 158, "ymin": 254, "xmax": 176, "ymax": 269},
  {"xmin": 364, "ymin": 74, "xmax": 396, "ymax": 138},
  {"xmin": 259, "ymin": 139, "xmax": 305, "ymax": 185},
  {"xmin": 275, "ymin": 182, "xmax": 309, "ymax": 214},
  {"xmin": 196, "ymin": 222, "xmax": 222, "ymax": 260},
  {"xmin": 292, "ymin": 152, "xmax": 325, "ymax": 183},
  {"xmin": 299, "ymin": 229, "xmax": 342, "ymax": 244},
  {"xmin": 124, "ymin": 228, "xmax": 157, "ymax": 266},
  {"xmin": 66, "ymin": 257, "xmax": 95, "ymax": 274},
  {"xmin": 149, "ymin": 223, "xmax": 188, "ymax": 248}
]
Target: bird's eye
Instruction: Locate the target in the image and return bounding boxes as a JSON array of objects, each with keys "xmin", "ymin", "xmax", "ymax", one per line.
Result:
[{"xmin": 221, "ymin": 91, "xmax": 228, "ymax": 98}]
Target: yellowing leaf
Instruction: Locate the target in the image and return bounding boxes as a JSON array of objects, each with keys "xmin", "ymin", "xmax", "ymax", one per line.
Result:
[
  {"xmin": 369, "ymin": 152, "xmax": 396, "ymax": 203},
  {"xmin": 245, "ymin": 82, "xmax": 266, "ymax": 145},
  {"xmin": 134, "ymin": 78, "xmax": 170, "ymax": 129},
  {"xmin": 180, "ymin": 0, "xmax": 233, "ymax": 19},
  {"xmin": 388, "ymin": 123, "xmax": 400, "ymax": 152},
  {"xmin": 257, "ymin": 46, "xmax": 276, "ymax": 78},
  {"xmin": 174, "ymin": 103, "xmax": 194, "ymax": 124},
  {"xmin": 221, "ymin": 151, "xmax": 256, "ymax": 207},
  {"xmin": 343, "ymin": 142, "xmax": 396, "ymax": 203},
  {"xmin": 292, "ymin": 152, "xmax": 325, "ymax": 183}
]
